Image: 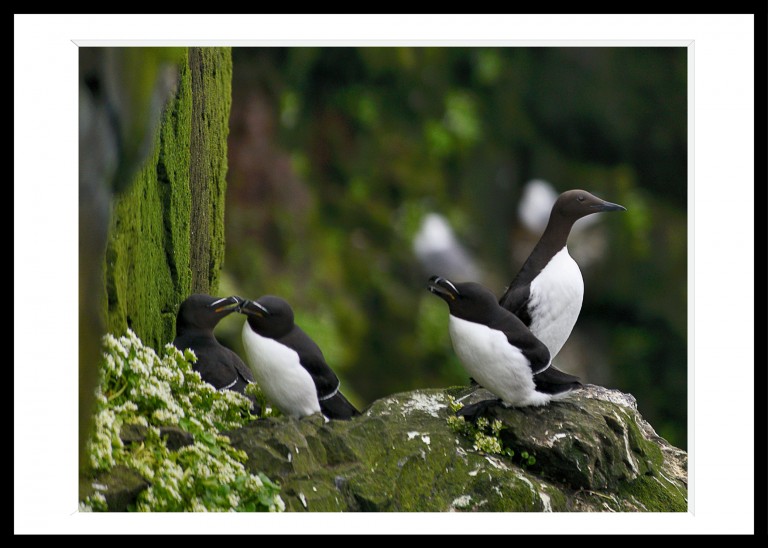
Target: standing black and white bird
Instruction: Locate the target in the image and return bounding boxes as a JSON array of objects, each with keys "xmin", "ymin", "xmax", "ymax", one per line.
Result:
[
  {"xmin": 428, "ymin": 276, "xmax": 581, "ymax": 415},
  {"xmin": 499, "ymin": 189, "xmax": 626, "ymax": 361},
  {"xmin": 239, "ymin": 296, "xmax": 360, "ymax": 420},
  {"xmin": 173, "ymin": 294, "xmax": 260, "ymax": 413}
]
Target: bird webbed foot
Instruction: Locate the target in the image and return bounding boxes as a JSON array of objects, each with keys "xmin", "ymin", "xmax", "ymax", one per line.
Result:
[{"xmin": 456, "ymin": 398, "xmax": 504, "ymax": 423}]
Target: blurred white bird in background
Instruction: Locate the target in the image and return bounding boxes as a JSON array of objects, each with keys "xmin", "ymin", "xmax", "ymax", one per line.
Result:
[{"xmin": 413, "ymin": 212, "xmax": 483, "ymax": 283}]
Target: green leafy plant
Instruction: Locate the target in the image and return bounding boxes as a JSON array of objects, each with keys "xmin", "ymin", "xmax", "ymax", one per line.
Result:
[
  {"xmin": 245, "ymin": 382, "xmax": 282, "ymax": 419},
  {"xmin": 79, "ymin": 329, "xmax": 284, "ymax": 512},
  {"xmin": 447, "ymin": 397, "xmax": 536, "ymax": 467}
]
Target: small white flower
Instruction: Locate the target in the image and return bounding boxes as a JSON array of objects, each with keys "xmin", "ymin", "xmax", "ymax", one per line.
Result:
[
  {"xmin": 272, "ymin": 496, "xmax": 286, "ymax": 512},
  {"xmin": 227, "ymin": 493, "xmax": 240, "ymax": 508},
  {"xmin": 190, "ymin": 499, "xmax": 208, "ymax": 512}
]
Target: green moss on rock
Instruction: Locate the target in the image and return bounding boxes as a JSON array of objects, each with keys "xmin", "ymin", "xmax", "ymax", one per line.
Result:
[
  {"xmin": 189, "ymin": 47, "xmax": 232, "ymax": 293},
  {"xmin": 104, "ymin": 47, "xmax": 232, "ymax": 351},
  {"xmin": 224, "ymin": 385, "xmax": 686, "ymax": 512},
  {"xmin": 618, "ymin": 472, "xmax": 688, "ymax": 512}
]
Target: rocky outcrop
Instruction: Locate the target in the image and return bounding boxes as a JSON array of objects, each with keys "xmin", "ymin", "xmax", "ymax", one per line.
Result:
[
  {"xmin": 85, "ymin": 384, "xmax": 686, "ymax": 512},
  {"xmin": 225, "ymin": 384, "xmax": 687, "ymax": 512}
]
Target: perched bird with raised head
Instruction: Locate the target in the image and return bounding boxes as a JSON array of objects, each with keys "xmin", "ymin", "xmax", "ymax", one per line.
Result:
[
  {"xmin": 239, "ymin": 295, "xmax": 360, "ymax": 420},
  {"xmin": 173, "ymin": 294, "xmax": 260, "ymax": 413},
  {"xmin": 428, "ymin": 276, "xmax": 581, "ymax": 418},
  {"xmin": 499, "ymin": 189, "xmax": 626, "ymax": 361}
]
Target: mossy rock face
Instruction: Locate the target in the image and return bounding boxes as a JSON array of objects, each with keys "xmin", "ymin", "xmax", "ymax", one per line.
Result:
[
  {"xmin": 104, "ymin": 47, "xmax": 233, "ymax": 352},
  {"xmin": 456, "ymin": 384, "xmax": 666, "ymax": 491},
  {"xmin": 225, "ymin": 385, "xmax": 687, "ymax": 512}
]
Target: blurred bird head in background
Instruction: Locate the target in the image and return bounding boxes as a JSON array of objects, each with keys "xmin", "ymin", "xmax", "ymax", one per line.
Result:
[{"xmin": 413, "ymin": 212, "xmax": 482, "ymax": 283}]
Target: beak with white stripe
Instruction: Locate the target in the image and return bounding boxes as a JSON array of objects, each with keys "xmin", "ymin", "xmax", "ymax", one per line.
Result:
[
  {"xmin": 427, "ymin": 275, "xmax": 460, "ymax": 302},
  {"xmin": 239, "ymin": 299, "xmax": 271, "ymax": 318},
  {"xmin": 208, "ymin": 295, "xmax": 243, "ymax": 314}
]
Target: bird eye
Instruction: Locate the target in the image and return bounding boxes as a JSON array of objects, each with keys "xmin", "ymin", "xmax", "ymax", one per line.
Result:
[{"xmin": 577, "ymin": 195, "xmax": 585, "ymax": 202}]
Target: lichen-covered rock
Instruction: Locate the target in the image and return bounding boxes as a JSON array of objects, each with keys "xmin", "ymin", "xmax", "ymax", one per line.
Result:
[{"xmin": 225, "ymin": 385, "xmax": 687, "ymax": 512}]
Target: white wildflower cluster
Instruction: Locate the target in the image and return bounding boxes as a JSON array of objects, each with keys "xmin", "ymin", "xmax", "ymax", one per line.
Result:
[
  {"xmin": 103, "ymin": 332, "xmax": 129, "ymax": 359},
  {"xmin": 134, "ymin": 438, "xmax": 285, "ymax": 512},
  {"xmin": 88, "ymin": 406, "xmax": 121, "ymax": 470},
  {"xmin": 103, "ymin": 353, "xmax": 122, "ymax": 377},
  {"xmin": 79, "ymin": 491, "xmax": 108, "ymax": 512},
  {"xmin": 82, "ymin": 328, "xmax": 284, "ymax": 512}
]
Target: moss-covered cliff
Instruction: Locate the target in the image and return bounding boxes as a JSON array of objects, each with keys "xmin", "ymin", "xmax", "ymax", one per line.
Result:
[{"xmin": 103, "ymin": 47, "xmax": 233, "ymax": 351}]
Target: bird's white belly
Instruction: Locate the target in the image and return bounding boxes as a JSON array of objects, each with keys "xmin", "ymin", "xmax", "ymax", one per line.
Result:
[
  {"xmin": 528, "ymin": 247, "xmax": 584, "ymax": 359},
  {"xmin": 241, "ymin": 325, "xmax": 321, "ymax": 418},
  {"xmin": 448, "ymin": 316, "xmax": 550, "ymax": 407}
]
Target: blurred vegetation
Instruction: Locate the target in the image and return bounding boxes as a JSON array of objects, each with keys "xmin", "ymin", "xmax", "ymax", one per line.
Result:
[
  {"xmin": 80, "ymin": 46, "xmax": 185, "ymax": 473},
  {"xmin": 221, "ymin": 47, "xmax": 687, "ymax": 449}
]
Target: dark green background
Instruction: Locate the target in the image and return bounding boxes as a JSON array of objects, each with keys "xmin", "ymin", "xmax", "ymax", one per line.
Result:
[{"xmin": 219, "ymin": 47, "xmax": 687, "ymax": 449}]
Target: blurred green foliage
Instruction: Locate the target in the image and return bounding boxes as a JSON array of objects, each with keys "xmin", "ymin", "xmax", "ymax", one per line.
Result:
[{"xmin": 222, "ymin": 47, "xmax": 687, "ymax": 449}]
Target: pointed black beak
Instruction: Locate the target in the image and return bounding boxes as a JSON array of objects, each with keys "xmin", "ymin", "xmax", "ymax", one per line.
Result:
[
  {"xmin": 593, "ymin": 199, "xmax": 626, "ymax": 212},
  {"xmin": 427, "ymin": 275, "xmax": 460, "ymax": 302},
  {"xmin": 240, "ymin": 299, "xmax": 270, "ymax": 318},
  {"xmin": 208, "ymin": 295, "xmax": 242, "ymax": 314}
]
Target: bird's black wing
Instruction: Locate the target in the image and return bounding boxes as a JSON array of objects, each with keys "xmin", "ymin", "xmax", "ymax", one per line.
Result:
[
  {"xmin": 533, "ymin": 365, "xmax": 582, "ymax": 395},
  {"xmin": 174, "ymin": 336, "xmax": 261, "ymax": 415},
  {"xmin": 219, "ymin": 347, "xmax": 258, "ymax": 396},
  {"xmin": 281, "ymin": 327, "xmax": 340, "ymax": 398},
  {"xmin": 174, "ymin": 336, "xmax": 249, "ymax": 391},
  {"xmin": 489, "ymin": 310, "xmax": 551, "ymax": 375},
  {"xmin": 282, "ymin": 327, "xmax": 360, "ymax": 420},
  {"xmin": 219, "ymin": 349, "xmax": 261, "ymax": 415},
  {"xmin": 498, "ymin": 283, "xmax": 533, "ymax": 327},
  {"xmin": 227, "ymin": 348, "xmax": 255, "ymax": 384},
  {"xmin": 320, "ymin": 391, "xmax": 360, "ymax": 420}
]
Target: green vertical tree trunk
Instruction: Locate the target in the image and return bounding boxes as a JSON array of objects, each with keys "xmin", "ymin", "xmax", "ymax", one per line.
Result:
[{"xmin": 103, "ymin": 47, "xmax": 233, "ymax": 351}]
